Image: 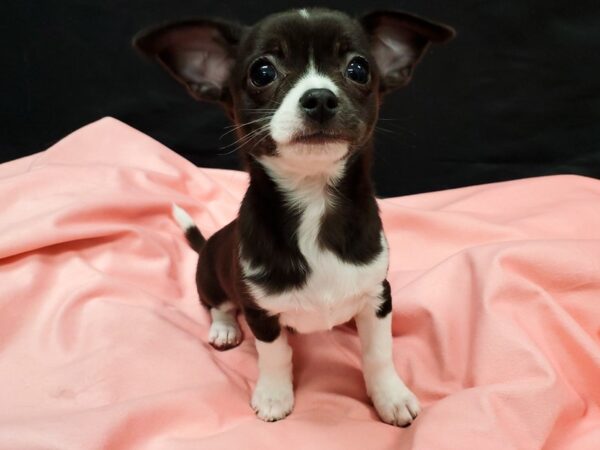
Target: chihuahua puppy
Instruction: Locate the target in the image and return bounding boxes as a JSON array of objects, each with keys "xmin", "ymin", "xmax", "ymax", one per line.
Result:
[{"xmin": 134, "ymin": 8, "xmax": 454, "ymax": 426}]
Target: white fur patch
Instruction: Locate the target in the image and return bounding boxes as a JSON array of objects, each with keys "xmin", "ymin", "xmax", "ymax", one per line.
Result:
[
  {"xmin": 298, "ymin": 8, "xmax": 310, "ymax": 19},
  {"xmin": 271, "ymin": 141, "xmax": 349, "ymax": 177},
  {"xmin": 208, "ymin": 302, "xmax": 242, "ymax": 348},
  {"xmin": 251, "ymin": 334, "xmax": 294, "ymax": 421},
  {"xmin": 172, "ymin": 203, "xmax": 195, "ymax": 231},
  {"xmin": 270, "ymin": 66, "xmax": 339, "ymax": 145}
]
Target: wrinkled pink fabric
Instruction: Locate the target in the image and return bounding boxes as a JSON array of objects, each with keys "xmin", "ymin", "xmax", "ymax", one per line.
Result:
[{"xmin": 1, "ymin": 117, "xmax": 599, "ymax": 450}]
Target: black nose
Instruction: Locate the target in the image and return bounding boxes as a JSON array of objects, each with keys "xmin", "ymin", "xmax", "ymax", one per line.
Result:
[{"xmin": 299, "ymin": 89, "xmax": 339, "ymax": 123}]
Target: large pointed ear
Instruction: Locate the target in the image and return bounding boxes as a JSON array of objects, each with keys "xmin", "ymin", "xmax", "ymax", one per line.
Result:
[
  {"xmin": 133, "ymin": 19, "xmax": 246, "ymax": 103},
  {"xmin": 360, "ymin": 11, "xmax": 455, "ymax": 93}
]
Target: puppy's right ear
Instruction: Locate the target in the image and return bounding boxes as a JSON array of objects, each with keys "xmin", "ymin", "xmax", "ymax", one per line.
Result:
[{"xmin": 133, "ymin": 19, "xmax": 246, "ymax": 103}]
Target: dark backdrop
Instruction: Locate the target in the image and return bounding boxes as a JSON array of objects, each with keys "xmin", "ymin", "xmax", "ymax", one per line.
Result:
[{"xmin": 4, "ymin": 0, "xmax": 599, "ymax": 197}]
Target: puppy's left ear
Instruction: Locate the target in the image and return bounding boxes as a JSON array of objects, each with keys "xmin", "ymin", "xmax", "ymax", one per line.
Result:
[
  {"xmin": 133, "ymin": 19, "xmax": 246, "ymax": 104},
  {"xmin": 360, "ymin": 11, "xmax": 455, "ymax": 93}
]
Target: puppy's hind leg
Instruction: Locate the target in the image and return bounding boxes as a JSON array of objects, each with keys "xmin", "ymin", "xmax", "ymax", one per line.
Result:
[{"xmin": 208, "ymin": 302, "xmax": 243, "ymax": 351}]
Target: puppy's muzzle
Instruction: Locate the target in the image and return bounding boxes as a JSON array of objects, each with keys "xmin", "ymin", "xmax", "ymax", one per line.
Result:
[{"xmin": 299, "ymin": 88, "xmax": 339, "ymax": 124}]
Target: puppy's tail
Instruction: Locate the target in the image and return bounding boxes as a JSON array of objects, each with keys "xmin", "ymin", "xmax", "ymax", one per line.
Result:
[{"xmin": 171, "ymin": 203, "xmax": 205, "ymax": 253}]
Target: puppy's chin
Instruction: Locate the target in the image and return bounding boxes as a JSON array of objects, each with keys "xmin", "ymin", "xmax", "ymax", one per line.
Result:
[
  {"xmin": 269, "ymin": 140, "xmax": 349, "ymax": 177},
  {"xmin": 280, "ymin": 140, "xmax": 348, "ymax": 160}
]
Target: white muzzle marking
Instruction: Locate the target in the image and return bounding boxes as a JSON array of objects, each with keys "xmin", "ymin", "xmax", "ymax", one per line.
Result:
[
  {"xmin": 269, "ymin": 66, "xmax": 339, "ymax": 145},
  {"xmin": 268, "ymin": 65, "xmax": 348, "ymax": 170}
]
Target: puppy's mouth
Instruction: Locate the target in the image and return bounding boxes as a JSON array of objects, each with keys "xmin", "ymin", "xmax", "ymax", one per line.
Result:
[{"xmin": 291, "ymin": 131, "xmax": 348, "ymax": 145}]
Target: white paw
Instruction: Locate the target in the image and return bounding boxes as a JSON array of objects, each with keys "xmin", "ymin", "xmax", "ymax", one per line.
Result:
[
  {"xmin": 208, "ymin": 321, "xmax": 242, "ymax": 350},
  {"xmin": 369, "ymin": 376, "xmax": 421, "ymax": 427},
  {"xmin": 251, "ymin": 377, "xmax": 294, "ymax": 422}
]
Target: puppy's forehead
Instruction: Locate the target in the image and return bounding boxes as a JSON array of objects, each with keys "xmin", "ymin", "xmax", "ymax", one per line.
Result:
[{"xmin": 241, "ymin": 9, "xmax": 369, "ymax": 60}]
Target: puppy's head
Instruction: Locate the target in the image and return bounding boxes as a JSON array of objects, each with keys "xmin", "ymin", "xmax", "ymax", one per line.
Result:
[{"xmin": 134, "ymin": 9, "xmax": 454, "ymax": 173}]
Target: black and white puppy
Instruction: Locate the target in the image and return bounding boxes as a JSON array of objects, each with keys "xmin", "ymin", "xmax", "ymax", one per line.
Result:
[{"xmin": 134, "ymin": 8, "xmax": 454, "ymax": 426}]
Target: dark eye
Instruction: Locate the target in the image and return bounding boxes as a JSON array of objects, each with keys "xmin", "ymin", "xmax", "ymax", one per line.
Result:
[
  {"xmin": 249, "ymin": 59, "xmax": 277, "ymax": 87},
  {"xmin": 345, "ymin": 56, "xmax": 369, "ymax": 84}
]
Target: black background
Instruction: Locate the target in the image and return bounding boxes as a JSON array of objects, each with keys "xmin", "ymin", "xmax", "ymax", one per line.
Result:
[{"xmin": 3, "ymin": 0, "xmax": 599, "ymax": 197}]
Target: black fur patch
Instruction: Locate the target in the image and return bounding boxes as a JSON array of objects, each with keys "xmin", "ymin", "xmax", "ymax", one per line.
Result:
[
  {"xmin": 319, "ymin": 149, "xmax": 383, "ymax": 264},
  {"xmin": 376, "ymin": 279, "xmax": 392, "ymax": 318},
  {"xmin": 184, "ymin": 225, "xmax": 206, "ymax": 253},
  {"xmin": 238, "ymin": 159, "xmax": 310, "ymax": 295},
  {"xmin": 194, "ymin": 221, "xmax": 238, "ymax": 310},
  {"xmin": 244, "ymin": 306, "xmax": 281, "ymax": 342}
]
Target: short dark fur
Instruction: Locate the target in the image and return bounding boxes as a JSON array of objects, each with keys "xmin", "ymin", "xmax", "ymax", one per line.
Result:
[
  {"xmin": 238, "ymin": 159, "xmax": 310, "ymax": 295},
  {"xmin": 320, "ymin": 149, "xmax": 382, "ymax": 263},
  {"xmin": 134, "ymin": 8, "xmax": 454, "ymax": 347},
  {"xmin": 184, "ymin": 226, "xmax": 205, "ymax": 253},
  {"xmin": 376, "ymin": 279, "xmax": 393, "ymax": 318}
]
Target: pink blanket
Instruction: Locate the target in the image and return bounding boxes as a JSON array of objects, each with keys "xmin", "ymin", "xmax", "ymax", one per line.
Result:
[{"xmin": 1, "ymin": 118, "xmax": 599, "ymax": 450}]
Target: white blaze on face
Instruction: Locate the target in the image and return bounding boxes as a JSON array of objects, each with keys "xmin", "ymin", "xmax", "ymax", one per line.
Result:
[
  {"xmin": 268, "ymin": 65, "xmax": 347, "ymax": 170},
  {"xmin": 270, "ymin": 65, "xmax": 339, "ymax": 144}
]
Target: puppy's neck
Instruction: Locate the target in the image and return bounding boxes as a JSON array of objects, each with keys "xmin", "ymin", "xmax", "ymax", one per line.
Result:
[
  {"xmin": 257, "ymin": 142, "xmax": 349, "ymax": 199},
  {"xmin": 245, "ymin": 140, "xmax": 375, "ymax": 209},
  {"xmin": 240, "ymin": 140, "xmax": 382, "ymax": 266}
]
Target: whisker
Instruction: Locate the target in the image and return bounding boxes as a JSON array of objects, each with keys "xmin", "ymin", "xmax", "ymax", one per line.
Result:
[
  {"xmin": 375, "ymin": 125, "xmax": 416, "ymax": 137},
  {"xmin": 218, "ymin": 123, "xmax": 272, "ymax": 154},
  {"xmin": 219, "ymin": 118, "xmax": 269, "ymax": 139},
  {"xmin": 248, "ymin": 129, "xmax": 273, "ymax": 153},
  {"xmin": 377, "ymin": 117, "xmax": 413, "ymax": 122},
  {"xmin": 222, "ymin": 117, "xmax": 270, "ymax": 130},
  {"xmin": 375, "ymin": 126, "xmax": 401, "ymax": 135},
  {"xmin": 218, "ymin": 129, "xmax": 270, "ymax": 156},
  {"xmin": 220, "ymin": 127, "xmax": 267, "ymax": 150}
]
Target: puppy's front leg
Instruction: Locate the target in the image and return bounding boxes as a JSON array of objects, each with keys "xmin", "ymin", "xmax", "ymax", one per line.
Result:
[
  {"xmin": 245, "ymin": 307, "xmax": 294, "ymax": 422},
  {"xmin": 355, "ymin": 280, "xmax": 421, "ymax": 427}
]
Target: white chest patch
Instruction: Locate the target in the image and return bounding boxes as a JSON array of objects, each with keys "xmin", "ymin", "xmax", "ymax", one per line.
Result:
[{"xmin": 241, "ymin": 160, "xmax": 389, "ymax": 334}]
